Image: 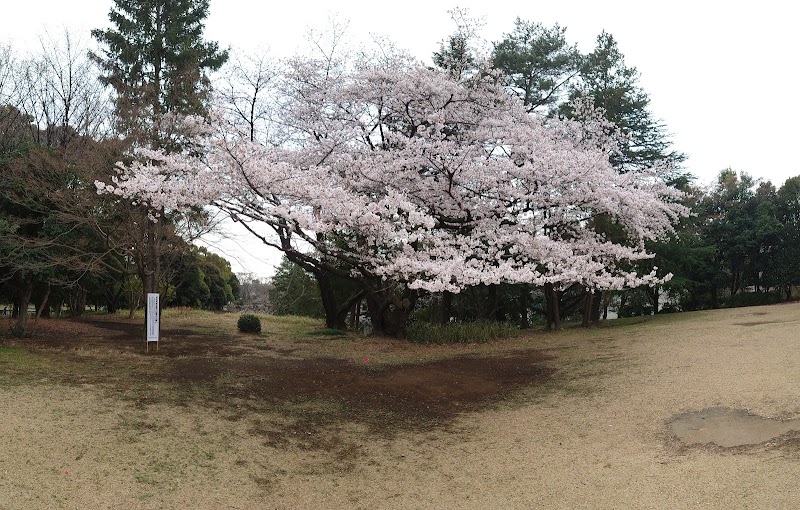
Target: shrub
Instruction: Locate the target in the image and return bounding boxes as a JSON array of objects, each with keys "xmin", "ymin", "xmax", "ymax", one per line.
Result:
[
  {"xmin": 724, "ymin": 291, "xmax": 781, "ymax": 309},
  {"xmin": 237, "ymin": 313, "xmax": 262, "ymax": 334},
  {"xmin": 406, "ymin": 320, "xmax": 517, "ymax": 344}
]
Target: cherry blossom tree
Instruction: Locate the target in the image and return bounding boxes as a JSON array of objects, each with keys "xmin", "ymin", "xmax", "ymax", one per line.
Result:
[{"xmin": 99, "ymin": 53, "xmax": 687, "ymax": 336}]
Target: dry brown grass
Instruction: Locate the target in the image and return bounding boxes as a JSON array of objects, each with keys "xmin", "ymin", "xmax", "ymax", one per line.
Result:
[{"xmin": 2, "ymin": 304, "xmax": 800, "ymax": 508}]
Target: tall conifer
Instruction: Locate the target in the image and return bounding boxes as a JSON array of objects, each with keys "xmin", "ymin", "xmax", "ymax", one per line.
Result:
[
  {"xmin": 92, "ymin": 0, "xmax": 227, "ymax": 145},
  {"xmin": 91, "ymin": 0, "xmax": 227, "ymax": 299}
]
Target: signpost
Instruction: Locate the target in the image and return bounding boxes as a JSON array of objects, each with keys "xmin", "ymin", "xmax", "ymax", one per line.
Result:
[{"xmin": 146, "ymin": 293, "xmax": 160, "ymax": 352}]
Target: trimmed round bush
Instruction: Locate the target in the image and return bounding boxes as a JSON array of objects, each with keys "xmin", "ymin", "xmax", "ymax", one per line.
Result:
[{"xmin": 237, "ymin": 313, "xmax": 262, "ymax": 334}]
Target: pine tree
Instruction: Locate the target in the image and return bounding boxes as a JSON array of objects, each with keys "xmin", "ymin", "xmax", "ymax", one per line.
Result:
[
  {"xmin": 91, "ymin": 0, "xmax": 228, "ymax": 145},
  {"xmin": 563, "ymin": 31, "xmax": 684, "ymax": 174},
  {"xmin": 91, "ymin": 0, "xmax": 228, "ymax": 300},
  {"xmin": 491, "ymin": 18, "xmax": 580, "ymax": 113}
]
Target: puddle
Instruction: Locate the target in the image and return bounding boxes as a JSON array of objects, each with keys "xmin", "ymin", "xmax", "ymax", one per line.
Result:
[{"xmin": 668, "ymin": 408, "xmax": 800, "ymax": 447}]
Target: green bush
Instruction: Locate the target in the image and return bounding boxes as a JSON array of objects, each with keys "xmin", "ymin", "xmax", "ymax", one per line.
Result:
[
  {"xmin": 406, "ymin": 320, "xmax": 517, "ymax": 344},
  {"xmin": 237, "ymin": 313, "xmax": 262, "ymax": 334}
]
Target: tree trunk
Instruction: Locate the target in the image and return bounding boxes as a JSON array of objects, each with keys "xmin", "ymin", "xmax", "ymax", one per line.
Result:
[
  {"xmin": 544, "ymin": 283, "xmax": 561, "ymax": 331},
  {"xmin": 53, "ymin": 300, "xmax": 63, "ymax": 318},
  {"xmin": 591, "ymin": 290, "xmax": 602, "ymax": 323},
  {"xmin": 645, "ymin": 285, "xmax": 660, "ymax": 314},
  {"xmin": 313, "ymin": 269, "xmax": 365, "ymax": 331},
  {"xmin": 128, "ymin": 288, "xmax": 139, "ymax": 320},
  {"xmin": 710, "ymin": 282, "xmax": 719, "ymax": 309},
  {"xmin": 34, "ymin": 283, "xmax": 50, "ymax": 321},
  {"xmin": 441, "ymin": 291, "xmax": 453, "ymax": 324},
  {"xmin": 316, "ymin": 270, "xmax": 347, "ymax": 330},
  {"xmin": 652, "ymin": 286, "xmax": 660, "ymax": 314},
  {"xmin": 518, "ymin": 285, "xmax": 530, "ymax": 329},
  {"xmin": 106, "ymin": 284, "xmax": 123, "ymax": 314},
  {"xmin": 70, "ymin": 288, "xmax": 87, "ymax": 317},
  {"xmin": 487, "ymin": 284, "xmax": 499, "ymax": 321},
  {"xmin": 602, "ymin": 291, "xmax": 611, "ymax": 320},
  {"xmin": 364, "ymin": 284, "xmax": 417, "ymax": 338},
  {"xmin": 581, "ymin": 289, "xmax": 594, "ymax": 327},
  {"xmin": 349, "ymin": 299, "xmax": 361, "ymax": 330},
  {"xmin": 317, "ymin": 272, "xmax": 338, "ymax": 329},
  {"xmin": 31, "ymin": 283, "xmax": 51, "ymax": 337},
  {"xmin": 14, "ymin": 278, "xmax": 33, "ymax": 336}
]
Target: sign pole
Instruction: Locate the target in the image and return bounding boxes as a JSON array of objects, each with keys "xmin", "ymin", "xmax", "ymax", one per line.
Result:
[{"xmin": 146, "ymin": 293, "xmax": 160, "ymax": 352}]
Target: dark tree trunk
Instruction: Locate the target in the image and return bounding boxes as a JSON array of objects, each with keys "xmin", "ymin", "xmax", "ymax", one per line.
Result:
[
  {"xmin": 645, "ymin": 285, "xmax": 660, "ymax": 314},
  {"xmin": 52, "ymin": 299, "xmax": 63, "ymax": 318},
  {"xmin": 618, "ymin": 291, "xmax": 629, "ymax": 314},
  {"xmin": 544, "ymin": 283, "xmax": 561, "ymax": 331},
  {"xmin": 31, "ymin": 283, "xmax": 51, "ymax": 336},
  {"xmin": 314, "ymin": 269, "xmax": 365, "ymax": 331},
  {"xmin": 518, "ymin": 285, "xmax": 530, "ymax": 329},
  {"xmin": 364, "ymin": 284, "xmax": 417, "ymax": 338},
  {"xmin": 106, "ymin": 285, "xmax": 123, "ymax": 314},
  {"xmin": 710, "ymin": 283, "xmax": 719, "ymax": 309},
  {"xmin": 316, "ymin": 270, "xmax": 346, "ymax": 330},
  {"xmin": 486, "ymin": 284, "xmax": 499, "ymax": 321},
  {"xmin": 70, "ymin": 288, "xmax": 87, "ymax": 317},
  {"xmin": 730, "ymin": 269, "xmax": 740, "ymax": 297},
  {"xmin": 441, "ymin": 291, "xmax": 453, "ymax": 324},
  {"xmin": 34, "ymin": 283, "xmax": 50, "ymax": 321},
  {"xmin": 602, "ymin": 291, "xmax": 611, "ymax": 320},
  {"xmin": 15, "ymin": 278, "xmax": 33, "ymax": 335},
  {"xmin": 348, "ymin": 299, "xmax": 361, "ymax": 330},
  {"xmin": 128, "ymin": 288, "xmax": 139, "ymax": 320},
  {"xmin": 581, "ymin": 289, "xmax": 594, "ymax": 327},
  {"xmin": 591, "ymin": 290, "xmax": 602, "ymax": 323}
]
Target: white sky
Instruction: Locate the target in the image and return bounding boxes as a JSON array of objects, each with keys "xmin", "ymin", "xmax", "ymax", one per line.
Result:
[{"xmin": 3, "ymin": 0, "xmax": 799, "ymax": 278}]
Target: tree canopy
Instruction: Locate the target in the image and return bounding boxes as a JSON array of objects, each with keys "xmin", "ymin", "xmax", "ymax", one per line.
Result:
[{"xmin": 102, "ymin": 51, "xmax": 687, "ymax": 335}]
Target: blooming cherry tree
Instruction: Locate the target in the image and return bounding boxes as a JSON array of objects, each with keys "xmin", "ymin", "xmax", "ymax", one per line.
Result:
[{"xmin": 99, "ymin": 54, "xmax": 687, "ymax": 335}]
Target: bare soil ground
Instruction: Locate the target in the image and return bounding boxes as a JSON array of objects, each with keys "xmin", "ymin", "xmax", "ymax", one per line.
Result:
[{"xmin": 2, "ymin": 305, "xmax": 800, "ymax": 508}]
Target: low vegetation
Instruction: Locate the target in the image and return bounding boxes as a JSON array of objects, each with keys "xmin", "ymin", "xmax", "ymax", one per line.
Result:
[
  {"xmin": 406, "ymin": 320, "xmax": 519, "ymax": 344},
  {"xmin": 237, "ymin": 313, "xmax": 262, "ymax": 334}
]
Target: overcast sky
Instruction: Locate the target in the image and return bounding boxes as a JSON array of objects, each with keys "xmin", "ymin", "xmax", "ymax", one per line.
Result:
[{"xmin": 3, "ymin": 0, "xmax": 798, "ymax": 278}]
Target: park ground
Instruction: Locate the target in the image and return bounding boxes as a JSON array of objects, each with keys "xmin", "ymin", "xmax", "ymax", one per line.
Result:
[{"xmin": 2, "ymin": 304, "xmax": 800, "ymax": 509}]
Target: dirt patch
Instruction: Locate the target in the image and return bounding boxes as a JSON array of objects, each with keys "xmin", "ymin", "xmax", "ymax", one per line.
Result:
[
  {"xmin": 15, "ymin": 316, "xmax": 247, "ymax": 357},
  {"xmin": 169, "ymin": 353, "xmax": 555, "ymax": 426},
  {"xmin": 4, "ymin": 316, "xmax": 556, "ymax": 434},
  {"xmin": 3, "ymin": 316, "xmax": 558, "ymax": 481}
]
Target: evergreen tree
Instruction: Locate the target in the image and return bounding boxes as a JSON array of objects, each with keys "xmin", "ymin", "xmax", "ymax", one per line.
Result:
[
  {"xmin": 268, "ymin": 257, "xmax": 325, "ymax": 318},
  {"xmin": 91, "ymin": 0, "xmax": 228, "ymax": 143},
  {"xmin": 559, "ymin": 32, "xmax": 687, "ymax": 323},
  {"xmin": 774, "ymin": 176, "xmax": 800, "ymax": 298},
  {"xmin": 91, "ymin": 0, "xmax": 228, "ymax": 300},
  {"xmin": 492, "ymin": 18, "xmax": 580, "ymax": 113},
  {"xmin": 562, "ymin": 31, "xmax": 685, "ymax": 174},
  {"xmin": 432, "ymin": 8, "xmax": 483, "ymax": 80}
]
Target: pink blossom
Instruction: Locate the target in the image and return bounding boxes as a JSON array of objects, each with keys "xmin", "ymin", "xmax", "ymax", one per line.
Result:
[{"xmin": 99, "ymin": 54, "xmax": 687, "ymax": 293}]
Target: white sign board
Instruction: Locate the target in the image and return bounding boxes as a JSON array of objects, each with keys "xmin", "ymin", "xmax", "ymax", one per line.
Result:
[{"xmin": 146, "ymin": 293, "xmax": 160, "ymax": 342}]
